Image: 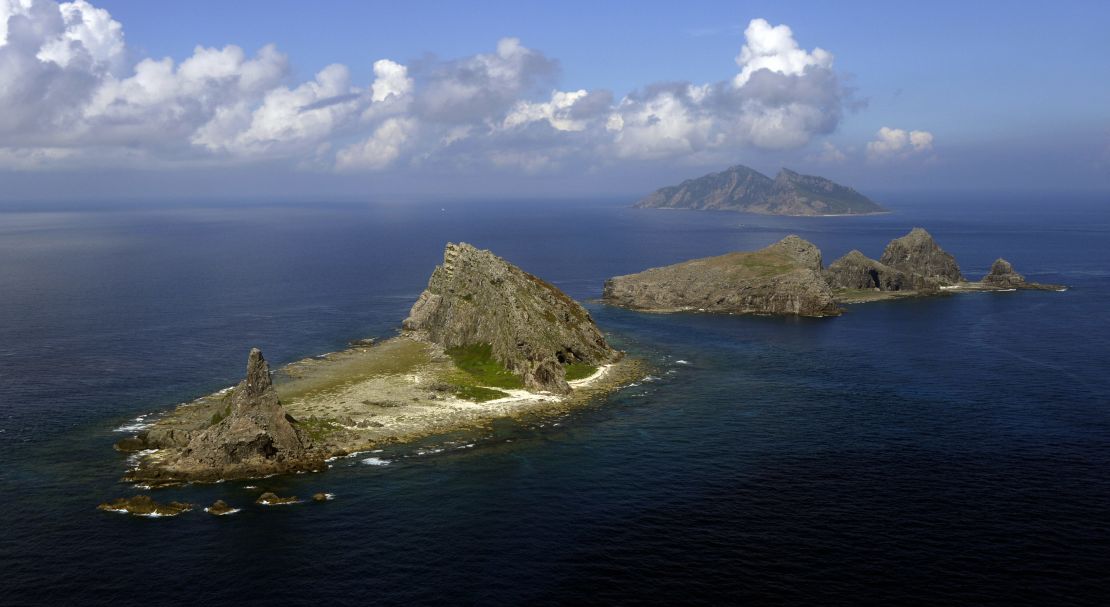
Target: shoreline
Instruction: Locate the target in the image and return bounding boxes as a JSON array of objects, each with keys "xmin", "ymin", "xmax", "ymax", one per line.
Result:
[{"xmin": 118, "ymin": 336, "xmax": 647, "ymax": 485}]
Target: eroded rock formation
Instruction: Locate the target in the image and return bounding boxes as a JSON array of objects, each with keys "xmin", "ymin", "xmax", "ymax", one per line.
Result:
[
  {"xmin": 826, "ymin": 250, "xmax": 908, "ymax": 291},
  {"xmin": 127, "ymin": 348, "xmax": 323, "ymax": 483},
  {"xmin": 879, "ymin": 228, "xmax": 963, "ymax": 289},
  {"xmin": 404, "ymin": 242, "xmax": 619, "ymax": 394}
]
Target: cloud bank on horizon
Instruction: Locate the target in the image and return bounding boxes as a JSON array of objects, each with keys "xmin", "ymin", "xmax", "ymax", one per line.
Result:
[{"xmin": 0, "ymin": 0, "xmax": 933, "ymax": 177}]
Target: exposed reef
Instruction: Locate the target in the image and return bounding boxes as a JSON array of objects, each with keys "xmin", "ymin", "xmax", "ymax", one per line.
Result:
[
  {"xmin": 605, "ymin": 228, "xmax": 1064, "ymax": 316},
  {"xmin": 404, "ymin": 242, "xmax": 620, "ymax": 394},
  {"xmin": 98, "ymin": 495, "xmax": 194, "ymax": 517},
  {"xmin": 634, "ymin": 164, "xmax": 886, "ymax": 216}
]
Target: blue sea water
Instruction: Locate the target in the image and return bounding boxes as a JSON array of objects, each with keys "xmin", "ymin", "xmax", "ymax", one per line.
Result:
[{"xmin": 0, "ymin": 195, "xmax": 1108, "ymax": 605}]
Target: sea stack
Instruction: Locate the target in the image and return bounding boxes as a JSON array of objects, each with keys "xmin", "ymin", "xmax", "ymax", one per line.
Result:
[
  {"xmin": 404, "ymin": 242, "xmax": 619, "ymax": 394},
  {"xmin": 127, "ymin": 348, "xmax": 323, "ymax": 483},
  {"xmin": 602, "ymin": 235, "xmax": 842, "ymax": 317},
  {"xmin": 879, "ymin": 228, "xmax": 963, "ymax": 289}
]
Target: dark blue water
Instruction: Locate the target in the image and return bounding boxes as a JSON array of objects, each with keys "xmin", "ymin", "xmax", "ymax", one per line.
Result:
[{"xmin": 1, "ymin": 196, "xmax": 1108, "ymax": 605}]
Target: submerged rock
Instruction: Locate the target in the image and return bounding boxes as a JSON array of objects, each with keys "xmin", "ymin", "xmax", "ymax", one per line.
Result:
[
  {"xmin": 403, "ymin": 242, "xmax": 619, "ymax": 394},
  {"xmin": 312, "ymin": 492, "xmax": 329, "ymax": 502},
  {"xmin": 826, "ymin": 250, "xmax": 908, "ymax": 291},
  {"xmin": 603, "ymin": 235, "xmax": 842, "ymax": 317},
  {"xmin": 127, "ymin": 348, "xmax": 324, "ymax": 483},
  {"xmin": 879, "ymin": 228, "xmax": 963, "ymax": 289},
  {"xmin": 98, "ymin": 495, "xmax": 194, "ymax": 517},
  {"xmin": 256, "ymin": 492, "xmax": 298, "ymax": 505}
]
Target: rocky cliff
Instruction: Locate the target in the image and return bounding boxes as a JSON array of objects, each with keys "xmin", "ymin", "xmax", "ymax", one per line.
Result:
[
  {"xmin": 879, "ymin": 228, "xmax": 964, "ymax": 290},
  {"xmin": 826, "ymin": 250, "xmax": 908, "ymax": 291},
  {"xmin": 127, "ymin": 348, "xmax": 323, "ymax": 483},
  {"xmin": 404, "ymin": 243, "xmax": 619, "ymax": 394},
  {"xmin": 602, "ymin": 235, "xmax": 842, "ymax": 317},
  {"xmin": 634, "ymin": 164, "xmax": 886, "ymax": 216}
]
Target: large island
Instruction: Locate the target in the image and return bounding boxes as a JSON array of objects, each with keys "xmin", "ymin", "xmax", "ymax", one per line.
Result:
[{"xmin": 634, "ymin": 164, "xmax": 887, "ymax": 216}]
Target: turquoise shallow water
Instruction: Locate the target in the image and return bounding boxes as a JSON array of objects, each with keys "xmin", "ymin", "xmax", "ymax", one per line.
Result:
[{"xmin": 1, "ymin": 195, "xmax": 1108, "ymax": 605}]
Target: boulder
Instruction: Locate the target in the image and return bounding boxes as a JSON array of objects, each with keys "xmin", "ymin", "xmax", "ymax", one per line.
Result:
[
  {"xmin": 205, "ymin": 500, "xmax": 236, "ymax": 516},
  {"xmin": 256, "ymin": 492, "xmax": 298, "ymax": 505}
]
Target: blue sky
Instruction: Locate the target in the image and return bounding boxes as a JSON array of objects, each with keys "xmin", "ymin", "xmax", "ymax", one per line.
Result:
[{"xmin": 2, "ymin": 0, "xmax": 1108, "ymax": 201}]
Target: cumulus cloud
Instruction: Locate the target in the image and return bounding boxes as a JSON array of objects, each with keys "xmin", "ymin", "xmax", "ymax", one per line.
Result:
[
  {"xmin": 0, "ymin": 2, "xmax": 866, "ymax": 176},
  {"xmin": 866, "ymin": 126, "xmax": 935, "ymax": 160}
]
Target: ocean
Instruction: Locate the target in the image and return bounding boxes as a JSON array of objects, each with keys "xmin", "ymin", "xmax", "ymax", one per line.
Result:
[{"xmin": 1, "ymin": 194, "xmax": 1108, "ymax": 605}]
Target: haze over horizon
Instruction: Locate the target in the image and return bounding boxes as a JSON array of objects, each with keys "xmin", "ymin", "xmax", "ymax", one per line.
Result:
[{"xmin": 1, "ymin": 0, "xmax": 1108, "ymax": 202}]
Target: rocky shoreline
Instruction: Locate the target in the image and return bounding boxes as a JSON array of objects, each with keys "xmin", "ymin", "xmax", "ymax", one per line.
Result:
[
  {"xmin": 111, "ymin": 242, "xmax": 646, "ymax": 491},
  {"xmin": 604, "ymin": 228, "xmax": 1065, "ymax": 316}
]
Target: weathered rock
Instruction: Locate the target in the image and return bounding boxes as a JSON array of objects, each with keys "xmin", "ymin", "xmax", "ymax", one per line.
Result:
[
  {"xmin": 634, "ymin": 164, "xmax": 886, "ymax": 216},
  {"xmin": 980, "ymin": 258, "xmax": 1064, "ymax": 291},
  {"xmin": 403, "ymin": 243, "xmax": 619, "ymax": 394},
  {"xmin": 981, "ymin": 258, "xmax": 1025, "ymax": 288},
  {"xmin": 826, "ymin": 250, "xmax": 908, "ymax": 291},
  {"xmin": 205, "ymin": 500, "xmax": 236, "ymax": 516},
  {"xmin": 98, "ymin": 495, "xmax": 194, "ymax": 517},
  {"xmin": 113, "ymin": 436, "xmax": 147, "ymax": 452},
  {"xmin": 127, "ymin": 348, "xmax": 324, "ymax": 483},
  {"xmin": 603, "ymin": 236, "xmax": 842, "ymax": 317},
  {"xmin": 256, "ymin": 492, "xmax": 298, "ymax": 505},
  {"xmin": 879, "ymin": 228, "xmax": 963, "ymax": 289}
]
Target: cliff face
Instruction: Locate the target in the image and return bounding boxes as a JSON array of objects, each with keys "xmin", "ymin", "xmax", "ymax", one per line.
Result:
[
  {"xmin": 128, "ymin": 348, "xmax": 323, "ymax": 483},
  {"xmin": 879, "ymin": 228, "xmax": 963, "ymax": 289},
  {"xmin": 826, "ymin": 250, "xmax": 908, "ymax": 291},
  {"xmin": 602, "ymin": 235, "xmax": 842, "ymax": 317},
  {"xmin": 404, "ymin": 243, "xmax": 618, "ymax": 394},
  {"xmin": 634, "ymin": 164, "xmax": 885, "ymax": 216}
]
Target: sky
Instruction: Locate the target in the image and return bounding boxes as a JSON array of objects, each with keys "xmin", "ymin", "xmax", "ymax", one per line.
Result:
[{"xmin": 1, "ymin": 0, "xmax": 1108, "ymax": 202}]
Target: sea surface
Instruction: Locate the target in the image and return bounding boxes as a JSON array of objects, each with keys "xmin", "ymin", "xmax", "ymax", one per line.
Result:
[{"xmin": 1, "ymin": 195, "xmax": 1108, "ymax": 605}]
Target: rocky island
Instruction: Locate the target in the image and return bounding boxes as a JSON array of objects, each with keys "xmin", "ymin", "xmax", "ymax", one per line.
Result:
[
  {"xmin": 604, "ymin": 228, "xmax": 1063, "ymax": 316},
  {"xmin": 634, "ymin": 164, "xmax": 887, "ymax": 216},
  {"xmin": 116, "ymin": 243, "xmax": 639, "ymax": 487}
]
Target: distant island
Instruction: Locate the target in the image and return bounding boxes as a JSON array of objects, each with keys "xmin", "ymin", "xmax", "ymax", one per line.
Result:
[
  {"xmin": 113, "ymin": 243, "xmax": 640, "ymax": 497},
  {"xmin": 603, "ymin": 228, "xmax": 1064, "ymax": 317},
  {"xmin": 634, "ymin": 164, "xmax": 886, "ymax": 216}
]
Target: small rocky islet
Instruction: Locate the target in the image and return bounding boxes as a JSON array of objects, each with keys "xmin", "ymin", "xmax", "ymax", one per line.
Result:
[
  {"xmin": 110, "ymin": 242, "xmax": 639, "ymax": 494},
  {"xmin": 604, "ymin": 228, "xmax": 1064, "ymax": 317}
]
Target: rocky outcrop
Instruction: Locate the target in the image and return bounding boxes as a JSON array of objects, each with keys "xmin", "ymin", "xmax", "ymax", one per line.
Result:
[
  {"xmin": 98, "ymin": 495, "xmax": 194, "ymax": 517},
  {"xmin": 205, "ymin": 500, "xmax": 236, "ymax": 516},
  {"xmin": 404, "ymin": 243, "xmax": 619, "ymax": 394},
  {"xmin": 980, "ymin": 258, "xmax": 1063, "ymax": 291},
  {"xmin": 256, "ymin": 492, "xmax": 298, "ymax": 505},
  {"xmin": 634, "ymin": 164, "xmax": 886, "ymax": 216},
  {"xmin": 826, "ymin": 250, "xmax": 908, "ymax": 291},
  {"xmin": 603, "ymin": 236, "xmax": 842, "ymax": 317},
  {"xmin": 879, "ymin": 228, "xmax": 963, "ymax": 289},
  {"xmin": 981, "ymin": 258, "xmax": 1025, "ymax": 288},
  {"xmin": 127, "ymin": 348, "xmax": 324, "ymax": 483}
]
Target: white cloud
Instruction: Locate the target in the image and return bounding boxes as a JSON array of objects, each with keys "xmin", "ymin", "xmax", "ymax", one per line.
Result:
[
  {"xmin": 0, "ymin": 3, "xmax": 868, "ymax": 176},
  {"xmin": 733, "ymin": 18, "xmax": 832, "ymax": 88},
  {"xmin": 335, "ymin": 117, "xmax": 415, "ymax": 171},
  {"xmin": 867, "ymin": 126, "xmax": 935, "ymax": 160}
]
